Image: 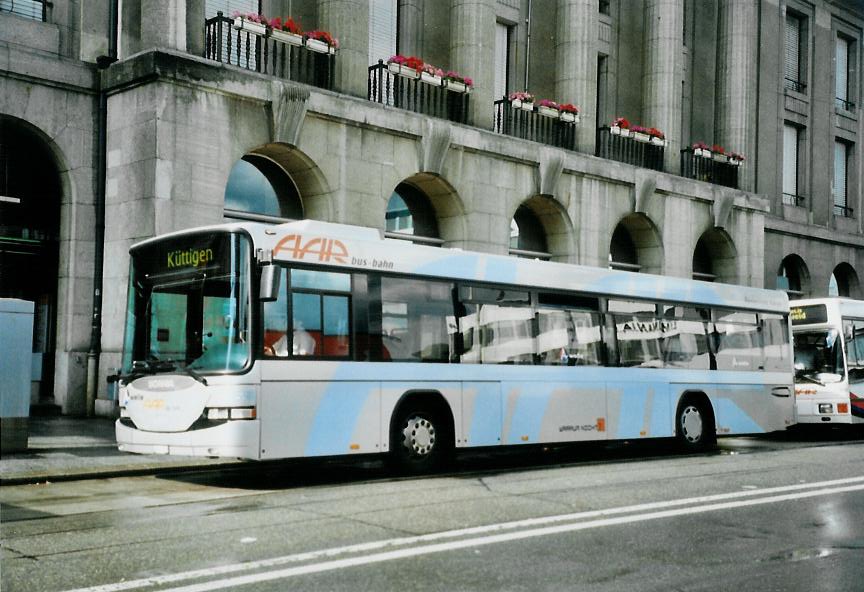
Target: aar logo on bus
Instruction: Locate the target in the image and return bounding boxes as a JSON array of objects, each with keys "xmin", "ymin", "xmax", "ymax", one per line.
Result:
[{"xmin": 273, "ymin": 234, "xmax": 349, "ymax": 264}]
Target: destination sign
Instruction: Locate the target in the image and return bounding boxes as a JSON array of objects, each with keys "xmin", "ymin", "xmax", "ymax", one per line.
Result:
[{"xmin": 790, "ymin": 304, "xmax": 828, "ymax": 325}]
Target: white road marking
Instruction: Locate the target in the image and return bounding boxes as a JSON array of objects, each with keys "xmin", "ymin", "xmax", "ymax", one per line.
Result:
[{"xmin": 61, "ymin": 476, "xmax": 864, "ymax": 592}]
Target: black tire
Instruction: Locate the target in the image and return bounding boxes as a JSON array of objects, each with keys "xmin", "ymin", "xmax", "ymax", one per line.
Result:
[
  {"xmin": 389, "ymin": 404, "xmax": 452, "ymax": 474},
  {"xmin": 676, "ymin": 399, "xmax": 716, "ymax": 452}
]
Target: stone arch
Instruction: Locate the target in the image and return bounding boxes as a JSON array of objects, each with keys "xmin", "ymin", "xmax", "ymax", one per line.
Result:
[
  {"xmin": 508, "ymin": 195, "xmax": 574, "ymax": 262},
  {"xmin": 224, "ymin": 142, "xmax": 332, "ymax": 222},
  {"xmin": 609, "ymin": 213, "xmax": 663, "ymax": 274},
  {"xmin": 830, "ymin": 262, "xmax": 861, "ymax": 298},
  {"xmin": 692, "ymin": 228, "xmax": 738, "ymax": 284},
  {"xmin": 385, "ymin": 172, "xmax": 467, "ymax": 247},
  {"xmin": 0, "ymin": 115, "xmax": 70, "ymax": 402},
  {"xmin": 777, "ymin": 254, "xmax": 810, "ymax": 298}
]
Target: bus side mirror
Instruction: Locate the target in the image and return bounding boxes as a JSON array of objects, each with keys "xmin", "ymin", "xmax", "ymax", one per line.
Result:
[{"xmin": 260, "ymin": 264, "xmax": 281, "ymax": 302}]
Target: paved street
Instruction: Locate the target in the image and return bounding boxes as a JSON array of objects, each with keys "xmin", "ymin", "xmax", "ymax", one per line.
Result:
[{"xmin": 2, "ymin": 429, "xmax": 863, "ymax": 592}]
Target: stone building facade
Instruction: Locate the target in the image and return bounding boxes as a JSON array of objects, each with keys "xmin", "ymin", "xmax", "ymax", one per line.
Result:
[{"xmin": 0, "ymin": 0, "xmax": 861, "ymax": 416}]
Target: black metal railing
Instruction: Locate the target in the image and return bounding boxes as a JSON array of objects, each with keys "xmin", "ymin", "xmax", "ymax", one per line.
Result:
[
  {"xmin": 834, "ymin": 204, "xmax": 854, "ymax": 218},
  {"xmin": 835, "ymin": 97, "xmax": 856, "ymax": 111},
  {"xmin": 204, "ymin": 12, "xmax": 335, "ymax": 90},
  {"xmin": 493, "ymin": 99, "xmax": 578, "ymax": 151},
  {"xmin": 680, "ymin": 148, "xmax": 739, "ymax": 189},
  {"xmin": 0, "ymin": 0, "xmax": 49, "ymax": 21},
  {"xmin": 595, "ymin": 127, "xmax": 664, "ymax": 171},
  {"xmin": 782, "ymin": 193, "xmax": 806, "ymax": 207},
  {"xmin": 784, "ymin": 77, "xmax": 807, "ymax": 93},
  {"xmin": 368, "ymin": 60, "xmax": 470, "ymax": 125}
]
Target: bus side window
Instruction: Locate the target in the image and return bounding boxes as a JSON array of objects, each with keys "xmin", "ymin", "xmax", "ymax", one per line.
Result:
[
  {"xmin": 714, "ymin": 311, "xmax": 763, "ymax": 371},
  {"xmin": 262, "ymin": 266, "xmax": 289, "ymax": 357},
  {"xmin": 761, "ymin": 313, "xmax": 791, "ymax": 372},
  {"xmin": 608, "ymin": 300, "xmax": 663, "ymax": 368},
  {"xmin": 846, "ymin": 320, "xmax": 864, "ymax": 383},
  {"xmin": 290, "ymin": 269, "xmax": 352, "ymax": 358}
]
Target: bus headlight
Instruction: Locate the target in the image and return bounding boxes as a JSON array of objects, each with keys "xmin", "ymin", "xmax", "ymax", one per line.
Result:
[
  {"xmin": 818, "ymin": 403, "xmax": 833, "ymax": 414},
  {"xmin": 206, "ymin": 407, "xmax": 256, "ymax": 420}
]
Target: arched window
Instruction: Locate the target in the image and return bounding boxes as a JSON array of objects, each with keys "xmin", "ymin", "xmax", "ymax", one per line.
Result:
[
  {"xmin": 384, "ymin": 182, "xmax": 441, "ymax": 246},
  {"xmin": 692, "ymin": 236, "xmax": 714, "ymax": 281},
  {"xmin": 609, "ymin": 223, "xmax": 639, "ymax": 272},
  {"xmin": 777, "ymin": 255, "xmax": 808, "ymax": 297},
  {"xmin": 509, "ymin": 205, "xmax": 550, "ymax": 259},
  {"xmin": 224, "ymin": 155, "xmax": 302, "ymax": 222},
  {"xmin": 0, "ymin": 116, "xmax": 62, "ymax": 400},
  {"xmin": 829, "ymin": 263, "xmax": 860, "ymax": 297}
]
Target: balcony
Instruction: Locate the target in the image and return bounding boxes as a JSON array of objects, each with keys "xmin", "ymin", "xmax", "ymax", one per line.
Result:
[
  {"xmin": 493, "ymin": 99, "xmax": 578, "ymax": 151},
  {"xmin": 680, "ymin": 148, "xmax": 740, "ymax": 189},
  {"xmin": 204, "ymin": 13, "xmax": 335, "ymax": 90},
  {"xmin": 368, "ymin": 60, "xmax": 470, "ymax": 125},
  {"xmin": 595, "ymin": 127, "xmax": 664, "ymax": 172}
]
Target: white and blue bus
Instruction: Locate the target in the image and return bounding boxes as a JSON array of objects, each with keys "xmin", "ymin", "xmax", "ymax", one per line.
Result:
[
  {"xmin": 114, "ymin": 220, "xmax": 795, "ymax": 471},
  {"xmin": 790, "ymin": 298, "xmax": 864, "ymax": 425}
]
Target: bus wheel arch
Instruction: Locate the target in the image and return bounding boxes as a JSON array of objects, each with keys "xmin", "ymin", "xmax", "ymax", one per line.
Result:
[
  {"xmin": 388, "ymin": 391, "xmax": 455, "ymax": 474},
  {"xmin": 675, "ymin": 391, "xmax": 717, "ymax": 452}
]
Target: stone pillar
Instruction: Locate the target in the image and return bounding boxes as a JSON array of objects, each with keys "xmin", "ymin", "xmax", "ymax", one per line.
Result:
[
  {"xmin": 186, "ymin": 0, "xmax": 206, "ymax": 58},
  {"xmin": 555, "ymin": 0, "xmax": 598, "ymax": 154},
  {"xmin": 398, "ymin": 0, "xmax": 423, "ymax": 56},
  {"xmin": 450, "ymin": 0, "xmax": 496, "ymax": 129},
  {"xmin": 318, "ymin": 0, "xmax": 370, "ymax": 97},
  {"xmin": 140, "ymin": 0, "xmax": 187, "ymax": 51},
  {"xmin": 642, "ymin": 0, "xmax": 683, "ymax": 173},
  {"xmin": 715, "ymin": 0, "xmax": 757, "ymax": 192}
]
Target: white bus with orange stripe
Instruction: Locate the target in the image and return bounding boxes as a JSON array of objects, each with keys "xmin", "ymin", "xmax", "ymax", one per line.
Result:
[{"xmin": 790, "ymin": 298, "xmax": 864, "ymax": 425}]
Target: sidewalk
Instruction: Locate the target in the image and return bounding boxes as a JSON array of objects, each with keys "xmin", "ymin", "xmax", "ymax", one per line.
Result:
[{"xmin": 0, "ymin": 416, "xmax": 241, "ymax": 485}]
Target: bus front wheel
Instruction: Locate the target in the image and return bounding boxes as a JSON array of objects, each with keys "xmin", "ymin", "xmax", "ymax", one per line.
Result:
[
  {"xmin": 390, "ymin": 405, "xmax": 451, "ymax": 474},
  {"xmin": 675, "ymin": 398, "xmax": 716, "ymax": 452}
]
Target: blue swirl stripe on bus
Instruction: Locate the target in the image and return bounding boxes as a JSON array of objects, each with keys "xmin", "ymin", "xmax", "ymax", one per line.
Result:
[
  {"xmin": 414, "ymin": 254, "xmax": 481, "ymax": 280},
  {"xmin": 304, "ymin": 381, "xmax": 373, "ymax": 457},
  {"xmin": 505, "ymin": 385, "xmax": 550, "ymax": 444},
  {"xmin": 615, "ymin": 385, "xmax": 659, "ymax": 439},
  {"xmin": 483, "ymin": 256, "xmax": 518, "ymax": 285},
  {"xmin": 467, "ymin": 384, "xmax": 502, "ymax": 447},
  {"xmin": 714, "ymin": 398, "xmax": 765, "ymax": 434}
]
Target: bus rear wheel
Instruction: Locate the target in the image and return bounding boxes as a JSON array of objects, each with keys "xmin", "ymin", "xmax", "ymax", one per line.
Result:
[
  {"xmin": 676, "ymin": 399, "xmax": 716, "ymax": 452},
  {"xmin": 390, "ymin": 406, "xmax": 451, "ymax": 474}
]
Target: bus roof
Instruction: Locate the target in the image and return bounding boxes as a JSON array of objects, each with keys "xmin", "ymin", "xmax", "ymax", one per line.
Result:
[{"xmin": 133, "ymin": 220, "xmax": 790, "ymax": 314}]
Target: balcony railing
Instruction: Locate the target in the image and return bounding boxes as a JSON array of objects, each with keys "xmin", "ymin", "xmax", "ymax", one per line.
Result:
[
  {"xmin": 204, "ymin": 13, "xmax": 335, "ymax": 90},
  {"xmin": 784, "ymin": 77, "xmax": 807, "ymax": 93},
  {"xmin": 595, "ymin": 127, "xmax": 664, "ymax": 171},
  {"xmin": 493, "ymin": 99, "xmax": 578, "ymax": 151},
  {"xmin": 782, "ymin": 193, "xmax": 806, "ymax": 207},
  {"xmin": 0, "ymin": 0, "xmax": 49, "ymax": 21},
  {"xmin": 834, "ymin": 204, "xmax": 854, "ymax": 218},
  {"xmin": 368, "ymin": 60, "xmax": 470, "ymax": 125},
  {"xmin": 680, "ymin": 148, "xmax": 739, "ymax": 189},
  {"xmin": 835, "ymin": 97, "xmax": 856, "ymax": 112}
]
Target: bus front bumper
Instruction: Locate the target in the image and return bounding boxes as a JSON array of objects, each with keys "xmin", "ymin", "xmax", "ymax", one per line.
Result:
[{"xmin": 115, "ymin": 419, "xmax": 261, "ymax": 459}]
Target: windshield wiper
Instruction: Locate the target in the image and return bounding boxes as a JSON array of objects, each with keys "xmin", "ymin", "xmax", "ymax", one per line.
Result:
[
  {"xmin": 109, "ymin": 358, "xmax": 207, "ymax": 386},
  {"xmin": 795, "ymin": 372, "xmax": 825, "ymax": 387}
]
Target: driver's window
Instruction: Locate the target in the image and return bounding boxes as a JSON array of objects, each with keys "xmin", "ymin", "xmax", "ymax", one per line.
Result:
[{"xmin": 149, "ymin": 292, "xmax": 188, "ymax": 360}]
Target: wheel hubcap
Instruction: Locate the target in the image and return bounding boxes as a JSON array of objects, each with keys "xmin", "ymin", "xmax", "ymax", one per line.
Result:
[
  {"xmin": 681, "ymin": 406, "xmax": 703, "ymax": 443},
  {"xmin": 402, "ymin": 415, "xmax": 436, "ymax": 457}
]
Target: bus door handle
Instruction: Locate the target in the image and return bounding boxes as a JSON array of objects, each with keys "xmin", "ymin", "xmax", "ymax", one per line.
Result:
[{"xmin": 771, "ymin": 386, "xmax": 791, "ymax": 398}]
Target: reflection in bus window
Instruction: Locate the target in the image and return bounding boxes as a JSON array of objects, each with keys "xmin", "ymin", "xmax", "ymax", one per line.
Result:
[
  {"xmin": 661, "ymin": 306, "xmax": 712, "ymax": 370},
  {"xmin": 714, "ymin": 315, "xmax": 762, "ymax": 371},
  {"xmin": 537, "ymin": 309, "xmax": 603, "ymax": 366},
  {"xmin": 289, "ymin": 269, "xmax": 351, "ymax": 358},
  {"xmin": 380, "ymin": 278, "xmax": 454, "ymax": 362},
  {"xmin": 762, "ymin": 313, "xmax": 791, "ymax": 372}
]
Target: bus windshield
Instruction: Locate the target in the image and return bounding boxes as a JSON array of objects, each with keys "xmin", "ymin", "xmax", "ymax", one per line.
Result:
[
  {"xmin": 122, "ymin": 231, "xmax": 252, "ymax": 375},
  {"xmin": 792, "ymin": 330, "xmax": 843, "ymax": 382}
]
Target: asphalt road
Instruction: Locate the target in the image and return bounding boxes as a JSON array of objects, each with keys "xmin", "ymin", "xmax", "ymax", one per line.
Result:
[{"xmin": 2, "ymin": 427, "xmax": 863, "ymax": 592}]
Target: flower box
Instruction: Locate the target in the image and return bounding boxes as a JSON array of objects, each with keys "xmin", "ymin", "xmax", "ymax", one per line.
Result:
[
  {"xmin": 306, "ymin": 38, "xmax": 336, "ymax": 54},
  {"xmin": 233, "ymin": 16, "xmax": 267, "ymax": 36},
  {"xmin": 712, "ymin": 152, "xmax": 727, "ymax": 162},
  {"xmin": 420, "ymin": 71, "xmax": 442, "ymax": 86},
  {"xmin": 537, "ymin": 105, "xmax": 559, "ymax": 118},
  {"xmin": 693, "ymin": 148, "xmax": 712, "ymax": 158},
  {"xmin": 270, "ymin": 29, "xmax": 303, "ymax": 46},
  {"xmin": 650, "ymin": 136, "xmax": 665, "ymax": 146},
  {"xmin": 388, "ymin": 62, "xmax": 420, "ymax": 79},
  {"xmin": 444, "ymin": 79, "xmax": 469, "ymax": 93},
  {"xmin": 560, "ymin": 112, "xmax": 579, "ymax": 124},
  {"xmin": 511, "ymin": 99, "xmax": 534, "ymax": 111},
  {"xmin": 633, "ymin": 132, "xmax": 650, "ymax": 143}
]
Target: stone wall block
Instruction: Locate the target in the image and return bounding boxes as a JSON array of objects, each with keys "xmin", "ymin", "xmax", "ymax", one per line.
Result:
[
  {"xmin": 270, "ymin": 81, "xmax": 309, "ymax": 145},
  {"xmin": 420, "ymin": 120, "xmax": 452, "ymax": 176}
]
